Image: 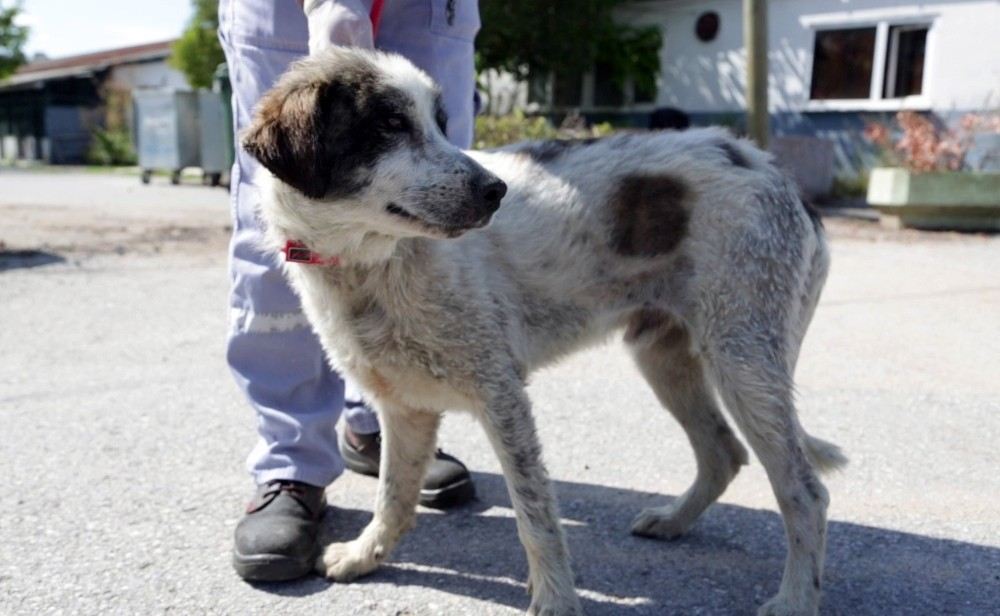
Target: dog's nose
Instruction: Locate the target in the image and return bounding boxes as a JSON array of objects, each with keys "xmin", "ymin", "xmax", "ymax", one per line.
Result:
[{"xmin": 473, "ymin": 176, "xmax": 507, "ymax": 211}]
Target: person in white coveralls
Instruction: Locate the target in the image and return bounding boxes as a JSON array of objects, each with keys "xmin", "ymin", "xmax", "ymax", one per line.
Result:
[{"xmin": 219, "ymin": 0, "xmax": 480, "ymax": 581}]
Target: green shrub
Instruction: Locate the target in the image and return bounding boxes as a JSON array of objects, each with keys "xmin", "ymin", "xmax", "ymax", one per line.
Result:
[
  {"xmin": 474, "ymin": 110, "xmax": 615, "ymax": 149},
  {"xmin": 830, "ymin": 172, "xmax": 869, "ymax": 199},
  {"xmin": 474, "ymin": 110, "xmax": 558, "ymax": 149},
  {"xmin": 86, "ymin": 128, "xmax": 137, "ymax": 166}
]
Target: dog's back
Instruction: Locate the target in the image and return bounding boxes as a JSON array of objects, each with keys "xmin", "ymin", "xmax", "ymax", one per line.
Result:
[{"xmin": 454, "ymin": 128, "xmax": 827, "ymax": 372}]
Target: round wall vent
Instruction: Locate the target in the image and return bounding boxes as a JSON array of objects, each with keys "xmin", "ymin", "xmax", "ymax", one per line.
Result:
[{"xmin": 695, "ymin": 12, "xmax": 720, "ymax": 43}]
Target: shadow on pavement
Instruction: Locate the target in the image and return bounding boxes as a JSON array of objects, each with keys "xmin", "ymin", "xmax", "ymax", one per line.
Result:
[
  {"xmin": 0, "ymin": 249, "xmax": 65, "ymax": 272},
  {"xmin": 273, "ymin": 473, "xmax": 1000, "ymax": 614}
]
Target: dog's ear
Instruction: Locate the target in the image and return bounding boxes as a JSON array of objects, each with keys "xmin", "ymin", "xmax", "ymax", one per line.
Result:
[{"xmin": 242, "ymin": 82, "xmax": 333, "ymax": 199}]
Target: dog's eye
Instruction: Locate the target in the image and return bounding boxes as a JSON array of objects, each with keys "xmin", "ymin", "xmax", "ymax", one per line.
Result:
[{"xmin": 383, "ymin": 114, "xmax": 407, "ymax": 131}]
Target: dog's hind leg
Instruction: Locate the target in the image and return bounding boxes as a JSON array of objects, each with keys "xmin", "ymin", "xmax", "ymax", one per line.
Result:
[
  {"xmin": 317, "ymin": 404, "xmax": 440, "ymax": 582},
  {"xmin": 625, "ymin": 313, "xmax": 749, "ymax": 540},
  {"xmin": 705, "ymin": 324, "xmax": 830, "ymax": 616},
  {"xmin": 479, "ymin": 381, "xmax": 582, "ymax": 616}
]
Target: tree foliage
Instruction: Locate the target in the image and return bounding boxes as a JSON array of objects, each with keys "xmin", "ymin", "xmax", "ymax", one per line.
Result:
[
  {"xmin": 169, "ymin": 0, "xmax": 224, "ymax": 89},
  {"xmin": 0, "ymin": 1, "xmax": 29, "ymax": 80},
  {"xmin": 477, "ymin": 0, "xmax": 662, "ymax": 95}
]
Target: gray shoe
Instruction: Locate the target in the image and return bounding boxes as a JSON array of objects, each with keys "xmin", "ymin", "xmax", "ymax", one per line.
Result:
[
  {"xmin": 339, "ymin": 428, "xmax": 476, "ymax": 509},
  {"xmin": 232, "ymin": 480, "xmax": 325, "ymax": 582}
]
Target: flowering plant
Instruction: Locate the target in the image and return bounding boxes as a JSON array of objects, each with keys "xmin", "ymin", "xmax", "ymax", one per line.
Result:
[{"xmin": 863, "ymin": 111, "xmax": 1000, "ymax": 173}]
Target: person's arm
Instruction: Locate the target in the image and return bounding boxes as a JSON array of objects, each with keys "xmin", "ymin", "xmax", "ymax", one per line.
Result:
[{"xmin": 301, "ymin": 0, "xmax": 374, "ymax": 55}]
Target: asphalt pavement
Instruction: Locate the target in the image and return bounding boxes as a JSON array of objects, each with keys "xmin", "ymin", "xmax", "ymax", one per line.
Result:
[{"xmin": 1, "ymin": 170, "xmax": 998, "ymax": 615}]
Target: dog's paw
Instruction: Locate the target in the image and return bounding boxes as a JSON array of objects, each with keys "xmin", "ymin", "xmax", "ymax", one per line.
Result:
[
  {"xmin": 527, "ymin": 595, "xmax": 583, "ymax": 616},
  {"xmin": 314, "ymin": 540, "xmax": 380, "ymax": 582},
  {"xmin": 525, "ymin": 575, "xmax": 582, "ymax": 616},
  {"xmin": 629, "ymin": 506, "xmax": 690, "ymax": 540},
  {"xmin": 757, "ymin": 594, "xmax": 818, "ymax": 616}
]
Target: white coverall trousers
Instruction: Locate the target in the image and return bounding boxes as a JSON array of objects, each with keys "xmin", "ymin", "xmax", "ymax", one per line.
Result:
[{"xmin": 218, "ymin": 0, "xmax": 479, "ymax": 487}]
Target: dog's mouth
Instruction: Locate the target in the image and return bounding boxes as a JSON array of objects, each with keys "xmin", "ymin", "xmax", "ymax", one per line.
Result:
[
  {"xmin": 384, "ymin": 202, "xmax": 493, "ymax": 238},
  {"xmin": 385, "ymin": 202, "xmax": 418, "ymax": 222}
]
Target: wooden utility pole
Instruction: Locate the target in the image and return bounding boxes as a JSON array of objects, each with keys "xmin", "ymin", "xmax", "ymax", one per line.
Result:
[{"xmin": 744, "ymin": 0, "xmax": 769, "ymax": 148}]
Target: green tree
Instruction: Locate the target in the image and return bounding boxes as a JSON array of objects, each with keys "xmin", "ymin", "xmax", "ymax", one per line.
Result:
[
  {"xmin": 169, "ymin": 0, "xmax": 224, "ymax": 89},
  {"xmin": 477, "ymin": 0, "xmax": 662, "ymax": 99},
  {"xmin": 0, "ymin": 1, "xmax": 29, "ymax": 80}
]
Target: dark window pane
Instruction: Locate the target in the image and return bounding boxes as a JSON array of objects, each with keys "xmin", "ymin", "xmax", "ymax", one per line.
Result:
[
  {"xmin": 885, "ymin": 26, "xmax": 927, "ymax": 98},
  {"xmin": 810, "ymin": 27, "xmax": 876, "ymax": 99},
  {"xmin": 528, "ymin": 73, "xmax": 549, "ymax": 105},
  {"xmin": 553, "ymin": 70, "xmax": 583, "ymax": 107},
  {"xmin": 593, "ymin": 62, "xmax": 624, "ymax": 107}
]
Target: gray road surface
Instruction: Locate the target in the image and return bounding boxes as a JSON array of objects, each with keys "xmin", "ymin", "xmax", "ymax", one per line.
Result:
[{"xmin": 1, "ymin": 170, "xmax": 998, "ymax": 615}]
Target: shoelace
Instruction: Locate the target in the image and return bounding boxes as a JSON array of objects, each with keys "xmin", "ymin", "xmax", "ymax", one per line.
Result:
[
  {"xmin": 263, "ymin": 479, "xmax": 307, "ymax": 497},
  {"xmin": 259, "ymin": 480, "xmax": 315, "ymax": 514}
]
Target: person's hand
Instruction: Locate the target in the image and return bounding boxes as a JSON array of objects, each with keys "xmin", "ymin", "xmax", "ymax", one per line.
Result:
[{"xmin": 303, "ymin": 0, "xmax": 373, "ymax": 55}]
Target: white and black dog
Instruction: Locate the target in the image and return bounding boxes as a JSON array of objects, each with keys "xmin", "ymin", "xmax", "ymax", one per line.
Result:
[{"xmin": 242, "ymin": 47, "xmax": 846, "ymax": 616}]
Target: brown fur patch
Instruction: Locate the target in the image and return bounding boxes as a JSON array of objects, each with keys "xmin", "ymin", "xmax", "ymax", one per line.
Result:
[
  {"xmin": 242, "ymin": 83, "xmax": 331, "ymax": 198},
  {"xmin": 360, "ymin": 367, "xmax": 394, "ymax": 400},
  {"xmin": 623, "ymin": 309, "xmax": 687, "ymax": 347},
  {"xmin": 610, "ymin": 175, "xmax": 690, "ymax": 257},
  {"xmin": 624, "ymin": 309, "xmax": 668, "ymax": 343}
]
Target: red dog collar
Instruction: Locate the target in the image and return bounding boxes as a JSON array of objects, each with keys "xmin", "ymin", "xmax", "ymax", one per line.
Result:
[{"xmin": 282, "ymin": 240, "xmax": 340, "ymax": 266}]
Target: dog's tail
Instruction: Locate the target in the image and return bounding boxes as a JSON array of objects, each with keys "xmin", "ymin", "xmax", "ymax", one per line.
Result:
[{"xmin": 805, "ymin": 434, "xmax": 848, "ymax": 474}]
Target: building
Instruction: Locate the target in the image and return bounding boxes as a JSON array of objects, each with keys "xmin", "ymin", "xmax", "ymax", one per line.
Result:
[
  {"xmin": 529, "ymin": 0, "xmax": 1000, "ymax": 174},
  {"xmin": 0, "ymin": 40, "xmax": 187, "ymax": 164}
]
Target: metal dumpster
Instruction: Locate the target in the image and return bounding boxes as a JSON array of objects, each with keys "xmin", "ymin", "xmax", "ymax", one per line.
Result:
[
  {"xmin": 211, "ymin": 62, "xmax": 235, "ymax": 187},
  {"xmin": 133, "ymin": 90, "xmax": 201, "ymax": 185},
  {"xmin": 198, "ymin": 90, "xmax": 230, "ymax": 186}
]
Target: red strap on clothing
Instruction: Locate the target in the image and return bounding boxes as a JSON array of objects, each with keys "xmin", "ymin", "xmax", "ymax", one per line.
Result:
[{"xmin": 370, "ymin": 0, "xmax": 386, "ymax": 39}]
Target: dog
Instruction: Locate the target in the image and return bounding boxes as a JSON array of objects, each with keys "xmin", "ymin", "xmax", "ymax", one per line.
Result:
[{"xmin": 241, "ymin": 47, "xmax": 847, "ymax": 616}]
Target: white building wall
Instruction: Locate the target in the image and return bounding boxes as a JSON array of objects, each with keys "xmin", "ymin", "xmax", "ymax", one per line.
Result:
[
  {"xmin": 109, "ymin": 60, "xmax": 190, "ymax": 91},
  {"xmin": 620, "ymin": 0, "xmax": 1000, "ymax": 113}
]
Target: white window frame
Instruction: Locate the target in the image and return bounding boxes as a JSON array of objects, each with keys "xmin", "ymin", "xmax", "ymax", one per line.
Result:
[{"xmin": 802, "ymin": 13, "xmax": 935, "ymax": 112}]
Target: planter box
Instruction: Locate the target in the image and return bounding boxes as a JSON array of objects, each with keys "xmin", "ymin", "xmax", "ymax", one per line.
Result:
[{"xmin": 867, "ymin": 167, "xmax": 1000, "ymax": 231}]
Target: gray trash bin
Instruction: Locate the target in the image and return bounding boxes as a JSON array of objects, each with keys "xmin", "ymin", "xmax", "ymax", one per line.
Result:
[
  {"xmin": 133, "ymin": 90, "xmax": 201, "ymax": 185},
  {"xmin": 198, "ymin": 90, "xmax": 230, "ymax": 187},
  {"xmin": 212, "ymin": 63, "xmax": 235, "ymax": 188}
]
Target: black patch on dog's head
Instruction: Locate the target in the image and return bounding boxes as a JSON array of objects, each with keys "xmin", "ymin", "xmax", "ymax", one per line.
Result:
[
  {"xmin": 610, "ymin": 175, "xmax": 690, "ymax": 257},
  {"xmin": 242, "ymin": 60, "xmax": 416, "ymax": 199}
]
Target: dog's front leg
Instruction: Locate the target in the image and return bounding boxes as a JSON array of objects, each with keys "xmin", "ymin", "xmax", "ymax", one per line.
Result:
[
  {"xmin": 316, "ymin": 404, "xmax": 440, "ymax": 582},
  {"xmin": 481, "ymin": 384, "xmax": 582, "ymax": 616}
]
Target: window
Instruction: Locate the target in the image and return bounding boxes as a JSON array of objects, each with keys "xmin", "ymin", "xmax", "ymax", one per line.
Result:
[
  {"xmin": 810, "ymin": 27, "xmax": 877, "ymax": 100},
  {"xmin": 884, "ymin": 25, "xmax": 928, "ymax": 98},
  {"xmin": 593, "ymin": 62, "xmax": 624, "ymax": 107},
  {"xmin": 543, "ymin": 62, "xmax": 657, "ymax": 109},
  {"xmin": 553, "ymin": 69, "xmax": 583, "ymax": 107},
  {"xmin": 809, "ymin": 22, "xmax": 930, "ymax": 102}
]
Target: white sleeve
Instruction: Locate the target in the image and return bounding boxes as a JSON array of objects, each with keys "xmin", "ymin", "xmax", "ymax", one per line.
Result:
[{"xmin": 303, "ymin": 0, "xmax": 373, "ymax": 55}]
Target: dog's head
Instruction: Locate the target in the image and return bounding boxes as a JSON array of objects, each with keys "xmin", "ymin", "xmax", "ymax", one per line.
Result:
[{"xmin": 242, "ymin": 47, "xmax": 506, "ymax": 242}]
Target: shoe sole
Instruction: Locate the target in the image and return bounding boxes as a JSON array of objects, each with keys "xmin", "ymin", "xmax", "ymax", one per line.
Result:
[
  {"xmin": 232, "ymin": 548, "xmax": 316, "ymax": 582},
  {"xmin": 419, "ymin": 477, "xmax": 476, "ymax": 509}
]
